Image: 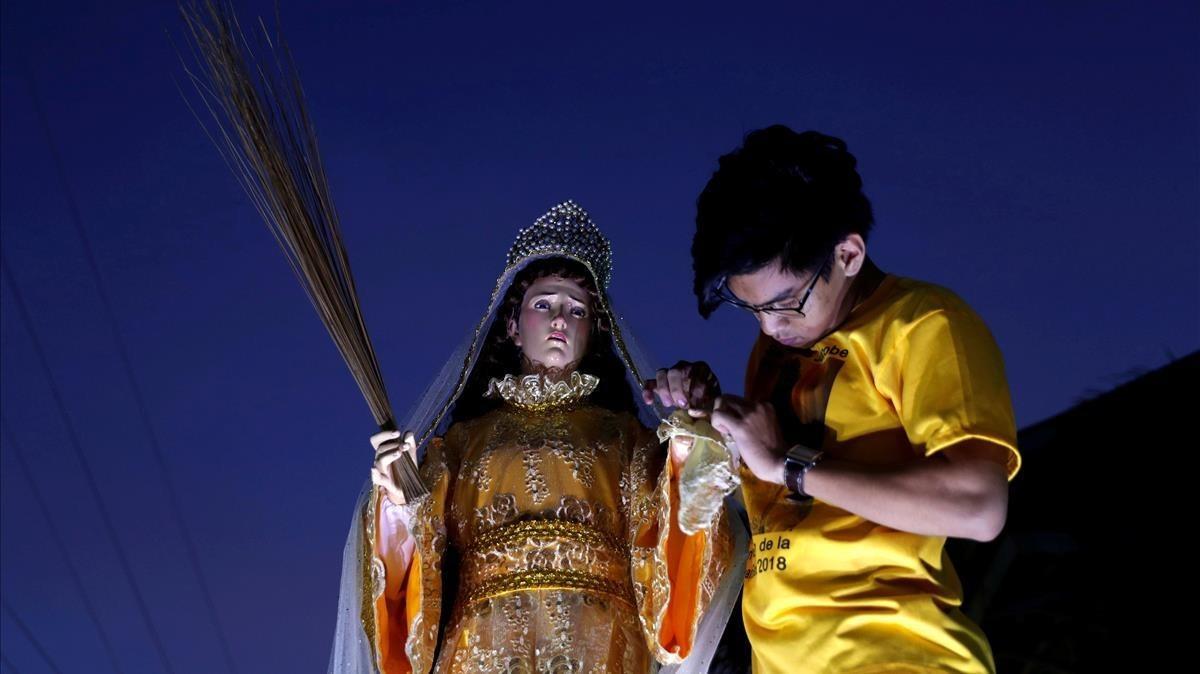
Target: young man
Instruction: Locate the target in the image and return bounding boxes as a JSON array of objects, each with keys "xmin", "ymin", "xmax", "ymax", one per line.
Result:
[{"xmin": 645, "ymin": 126, "xmax": 1021, "ymax": 673}]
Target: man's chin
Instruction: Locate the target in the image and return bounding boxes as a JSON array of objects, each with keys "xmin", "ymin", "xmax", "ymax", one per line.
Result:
[{"xmin": 774, "ymin": 335, "xmax": 813, "ymax": 349}]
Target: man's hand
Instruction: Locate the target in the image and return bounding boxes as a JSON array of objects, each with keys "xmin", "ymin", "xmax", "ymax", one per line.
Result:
[
  {"xmin": 642, "ymin": 361, "xmax": 721, "ymax": 416},
  {"xmin": 711, "ymin": 394, "xmax": 788, "ymax": 485}
]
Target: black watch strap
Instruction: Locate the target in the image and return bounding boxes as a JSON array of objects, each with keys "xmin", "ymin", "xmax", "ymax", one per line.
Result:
[{"xmin": 784, "ymin": 444, "xmax": 824, "ymax": 500}]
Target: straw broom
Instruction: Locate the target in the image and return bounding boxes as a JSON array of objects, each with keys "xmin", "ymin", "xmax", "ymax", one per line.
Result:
[{"xmin": 177, "ymin": 1, "xmax": 427, "ymax": 499}]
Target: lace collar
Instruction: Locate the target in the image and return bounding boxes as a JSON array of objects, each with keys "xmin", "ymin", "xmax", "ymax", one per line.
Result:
[{"xmin": 485, "ymin": 371, "xmax": 599, "ymax": 412}]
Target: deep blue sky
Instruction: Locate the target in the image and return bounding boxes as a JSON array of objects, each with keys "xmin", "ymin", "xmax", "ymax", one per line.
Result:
[{"xmin": 2, "ymin": 1, "xmax": 1197, "ymax": 672}]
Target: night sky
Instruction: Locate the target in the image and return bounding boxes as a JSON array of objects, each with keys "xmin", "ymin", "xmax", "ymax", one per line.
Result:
[{"xmin": 2, "ymin": 1, "xmax": 1197, "ymax": 672}]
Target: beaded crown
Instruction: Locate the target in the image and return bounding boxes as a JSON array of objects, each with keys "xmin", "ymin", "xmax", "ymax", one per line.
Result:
[{"xmin": 505, "ymin": 200, "xmax": 613, "ymax": 289}]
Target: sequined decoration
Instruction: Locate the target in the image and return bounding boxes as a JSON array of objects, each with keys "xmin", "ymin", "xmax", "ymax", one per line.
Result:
[
  {"xmin": 473, "ymin": 493, "xmax": 520, "ymax": 534},
  {"xmin": 370, "ymin": 556, "xmax": 387, "ymax": 602},
  {"xmin": 464, "ymin": 439, "xmax": 496, "ymax": 494},
  {"xmin": 489, "ymin": 405, "xmax": 578, "ymax": 508},
  {"xmin": 553, "ymin": 494, "xmax": 617, "ymax": 531},
  {"xmin": 506, "ymin": 200, "xmax": 613, "ymax": 290},
  {"xmin": 523, "ymin": 448, "xmax": 549, "ymax": 504},
  {"xmin": 503, "ymin": 594, "xmax": 532, "ymax": 661},
  {"xmin": 624, "ymin": 438, "xmax": 653, "ymax": 527},
  {"xmin": 542, "ymin": 592, "xmax": 582, "ymax": 673},
  {"xmin": 544, "ymin": 592, "xmax": 577, "ymax": 642}
]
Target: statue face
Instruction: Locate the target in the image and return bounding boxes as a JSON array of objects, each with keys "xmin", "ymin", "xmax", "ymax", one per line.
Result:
[{"xmin": 508, "ymin": 275, "xmax": 593, "ymax": 370}]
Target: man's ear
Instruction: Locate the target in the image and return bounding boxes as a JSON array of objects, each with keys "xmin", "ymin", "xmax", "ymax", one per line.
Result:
[{"xmin": 836, "ymin": 234, "xmax": 868, "ymax": 277}]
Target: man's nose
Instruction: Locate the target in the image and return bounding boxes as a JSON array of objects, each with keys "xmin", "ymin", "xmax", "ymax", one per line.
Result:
[{"xmin": 759, "ymin": 312, "xmax": 784, "ymax": 337}]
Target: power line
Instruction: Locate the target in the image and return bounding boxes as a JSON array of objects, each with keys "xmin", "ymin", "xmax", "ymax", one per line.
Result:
[
  {"xmin": 1, "ymin": 598, "xmax": 64, "ymax": 674},
  {"xmin": 0, "ymin": 257, "xmax": 177, "ymax": 674},
  {"xmin": 1, "ymin": 650, "xmax": 24, "ymax": 673},
  {"xmin": 22, "ymin": 67, "xmax": 239, "ymax": 674},
  {"xmin": 0, "ymin": 420, "xmax": 125, "ymax": 673}
]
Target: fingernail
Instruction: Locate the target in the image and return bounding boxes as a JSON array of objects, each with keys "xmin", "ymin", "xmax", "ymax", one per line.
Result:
[{"xmin": 676, "ymin": 398, "xmax": 687, "ymax": 406}]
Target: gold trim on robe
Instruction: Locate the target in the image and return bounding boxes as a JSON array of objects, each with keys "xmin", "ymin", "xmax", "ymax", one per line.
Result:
[{"xmin": 367, "ymin": 378, "xmax": 731, "ymax": 674}]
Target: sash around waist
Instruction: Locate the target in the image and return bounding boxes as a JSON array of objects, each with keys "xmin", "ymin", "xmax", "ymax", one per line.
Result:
[{"xmin": 460, "ymin": 518, "xmax": 634, "ymax": 607}]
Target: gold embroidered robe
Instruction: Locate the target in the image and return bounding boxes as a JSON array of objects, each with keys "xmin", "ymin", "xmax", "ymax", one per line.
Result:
[{"xmin": 365, "ymin": 386, "xmax": 731, "ymax": 673}]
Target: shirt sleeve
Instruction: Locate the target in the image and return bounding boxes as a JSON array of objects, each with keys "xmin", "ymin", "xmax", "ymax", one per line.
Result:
[{"xmin": 890, "ymin": 307, "xmax": 1022, "ymax": 480}]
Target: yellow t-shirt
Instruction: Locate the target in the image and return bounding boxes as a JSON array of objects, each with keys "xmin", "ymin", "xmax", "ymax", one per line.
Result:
[{"xmin": 740, "ymin": 274, "xmax": 1021, "ymax": 674}]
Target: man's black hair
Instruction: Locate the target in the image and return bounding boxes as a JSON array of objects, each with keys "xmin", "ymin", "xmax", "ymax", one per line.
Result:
[{"xmin": 692, "ymin": 125, "xmax": 874, "ymax": 317}]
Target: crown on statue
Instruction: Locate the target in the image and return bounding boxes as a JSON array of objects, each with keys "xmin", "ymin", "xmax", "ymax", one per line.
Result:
[{"xmin": 506, "ymin": 200, "xmax": 613, "ymax": 289}]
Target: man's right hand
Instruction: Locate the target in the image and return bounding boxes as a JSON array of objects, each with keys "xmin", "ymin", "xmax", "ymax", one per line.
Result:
[{"xmin": 642, "ymin": 360, "xmax": 722, "ymax": 417}]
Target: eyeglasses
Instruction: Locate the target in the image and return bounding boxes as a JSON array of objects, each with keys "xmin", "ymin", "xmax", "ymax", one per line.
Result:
[{"xmin": 714, "ymin": 256, "xmax": 829, "ymax": 318}]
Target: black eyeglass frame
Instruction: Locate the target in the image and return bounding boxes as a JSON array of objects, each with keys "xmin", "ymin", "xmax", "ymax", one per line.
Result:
[{"xmin": 714, "ymin": 255, "xmax": 831, "ymax": 318}]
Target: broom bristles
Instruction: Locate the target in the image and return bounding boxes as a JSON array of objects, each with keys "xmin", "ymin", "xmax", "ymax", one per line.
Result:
[{"xmin": 178, "ymin": 1, "xmax": 426, "ymax": 498}]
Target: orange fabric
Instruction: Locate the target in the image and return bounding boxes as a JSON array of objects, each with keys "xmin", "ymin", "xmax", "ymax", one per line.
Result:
[
  {"xmin": 655, "ymin": 462, "xmax": 707, "ymax": 660},
  {"xmin": 374, "ymin": 492, "xmax": 414, "ymax": 674},
  {"xmin": 663, "ymin": 530, "xmax": 706, "ymax": 659}
]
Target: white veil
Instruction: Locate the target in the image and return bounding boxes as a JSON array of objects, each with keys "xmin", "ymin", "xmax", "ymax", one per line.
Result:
[{"xmin": 328, "ymin": 201, "xmax": 747, "ymax": 673}]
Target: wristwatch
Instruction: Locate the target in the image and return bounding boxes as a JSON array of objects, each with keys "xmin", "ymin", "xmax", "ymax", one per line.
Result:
[{"xmin": 783, "ymin": 444, "xmax": 824, "ymax": 501}]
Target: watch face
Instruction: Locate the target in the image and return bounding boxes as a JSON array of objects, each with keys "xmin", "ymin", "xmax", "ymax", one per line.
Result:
[{"xmin": 787, "ymin": 445, "xmax": 820, "ymax": 465}]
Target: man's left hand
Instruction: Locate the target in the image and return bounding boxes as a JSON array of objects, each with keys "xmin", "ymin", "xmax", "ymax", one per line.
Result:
[{"xmin": 711, "ymin": 394, "xmax": 788, "ymax": 485}]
